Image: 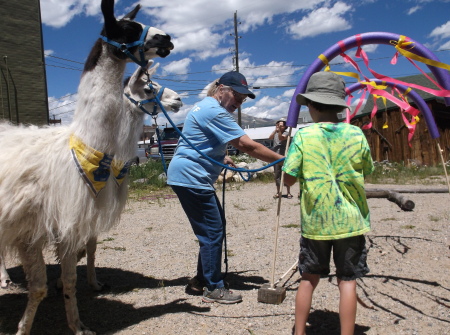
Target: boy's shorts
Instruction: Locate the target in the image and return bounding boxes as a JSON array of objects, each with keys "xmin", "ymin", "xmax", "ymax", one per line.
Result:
[{"xmin": 298, "ymin": 235, "xmax": 369, "ymax": 281}]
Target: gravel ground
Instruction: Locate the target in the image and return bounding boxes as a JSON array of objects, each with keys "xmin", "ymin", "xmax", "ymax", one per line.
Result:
[{"xmin": 0, "ymin": 180, "xmax": 449, "ymax": 335}]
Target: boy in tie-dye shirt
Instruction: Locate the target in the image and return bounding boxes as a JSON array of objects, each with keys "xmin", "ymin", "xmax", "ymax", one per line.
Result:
[{"xmin": 283, "ymin": 72, "xmax": 374, "ymax": 335}]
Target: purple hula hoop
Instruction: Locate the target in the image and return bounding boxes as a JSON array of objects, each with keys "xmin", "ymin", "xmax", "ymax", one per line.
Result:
[
  {"xmin": 287, "ymin": 32, "xmax": 450, "ymax": 139},
  {"xmin": 347, "ymin": 80, "xmax": 439, "ymax": 139}
]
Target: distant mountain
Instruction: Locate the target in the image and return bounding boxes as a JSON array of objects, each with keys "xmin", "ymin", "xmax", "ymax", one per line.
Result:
[{"xmin": 232, "ymin": 112, "xmax": 276, "ymax": 128}]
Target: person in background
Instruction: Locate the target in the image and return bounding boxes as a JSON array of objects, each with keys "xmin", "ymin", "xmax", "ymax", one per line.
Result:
[
  {"xmin": 167, "ymin": 71, "xmax": 283, "ymax": 304},
  {"xmin": 282, "ymin": 72, "xmax": 374, "ymax": 335},
  {"xmin": 269, "ymin": 118, "xmax": 292, "ymax": 199}
]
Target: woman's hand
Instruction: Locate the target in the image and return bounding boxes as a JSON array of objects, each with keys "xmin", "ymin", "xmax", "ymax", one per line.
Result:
[{"xmin": 224, "ymin": 155, "xmax": 236, "ymax": 168}]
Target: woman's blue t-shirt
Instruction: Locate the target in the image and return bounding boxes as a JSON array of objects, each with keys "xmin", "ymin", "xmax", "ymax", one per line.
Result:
[{"xmin": 167, "ymin": 97, "xmax": 245, "ymax": 190}]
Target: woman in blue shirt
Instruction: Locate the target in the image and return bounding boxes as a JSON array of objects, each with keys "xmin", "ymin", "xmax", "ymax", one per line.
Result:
[{"xmin": 168, "ymin": 71, "xmax": 283, "ymax": 304}]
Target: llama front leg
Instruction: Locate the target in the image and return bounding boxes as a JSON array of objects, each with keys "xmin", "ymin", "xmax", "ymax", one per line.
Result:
[
  {"xmin": 0, "ymin": 254, "xmax": 12, "ymax": 288},
  {"xmin": 59, "ymin": 250, "xmax": 96, "ymax": 335},
  {"xmin": 86, "ymin": 237, "xmax": 104, "ymax": 291},
  {"xmin": 16, "ymin": 244, "xmax": 47, "ymax": 335}
]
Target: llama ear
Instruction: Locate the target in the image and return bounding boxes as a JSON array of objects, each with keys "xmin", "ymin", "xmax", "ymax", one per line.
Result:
[
  {"xmin": 101, "ymin": 0, "xmax": 118, "ymax": 36},
  {"xmin": 123, "ymin": 4, "xmax": 141, "ymax": 20},
  {"xmin": 147, "ymin": 62, "xmax": 159, "ymax": 76}
]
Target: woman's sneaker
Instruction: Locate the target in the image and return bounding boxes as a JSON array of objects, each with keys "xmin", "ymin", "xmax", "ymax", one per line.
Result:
[
  {"xmin": 186, "ymin": 276, "xmax": 206, "ymax": 295},
  {"xmin": 202, "ymin": 287, "xmax": 242, "ymax": 304}
]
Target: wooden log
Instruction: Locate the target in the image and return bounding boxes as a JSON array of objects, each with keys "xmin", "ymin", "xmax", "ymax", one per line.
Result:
[
  {"xmin": 366, "ymin": 188, "xmax": 449, "ymax": 194},
  {"xmin": 366, "ymin": 190, "xmax": 415, "ymax": 211},
  {"xmin": 387, "ymin": 191, "xmax": 415, "ymax": 211}
]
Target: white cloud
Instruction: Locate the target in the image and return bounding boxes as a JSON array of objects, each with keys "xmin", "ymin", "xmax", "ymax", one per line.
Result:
[
  {"xmin": 429, "ymin": 20, "xmax": 450, "ymax": 39},
  {"xmin": 407, "ymin": 5, "xmax": 421, "ymax": 15},
  {"xmin": 437, "ymin": 39, "xmax": 450, "ymax": 50},
  {"xmin": 48, "ymin": 94, "xmax": 78, "ymax": 125},
  {"xmin": 282, "ymin": 89, "xmax": 296, "ymax": 98},
  {"xmin": 139, "ymin": 0, "xmax": 323, "ymax": 35},
  {"xmin": 153, "ymin": 104, "xmax": 193, "ymax": 126},
  {"xmin": 212, "ymin": 56, "xmax": 300, "ymax": 88},
  {"xmin": 287, "ymin": 2, "xmax": 352, "ymax": 39},
  {"xmin": 243, "ymin": 99, "xmax": 291, "ymax": 120},
  {"xmin": 39, "ymin": 0, "xmax": 352, "ymax": 64},
  {"xmin": 40, "ymin": 0, "xmax": 102, "ymax": 28},
  {"xmin": 170, "ymin": 29, "xmax": 228, "ymax": 57},
  {"xmin": 332, "ymin": 43, "xmax": 379, "ymax": 67},
  {"xmin": 361, "ymin": 44, "xmax": 378, "ymax": 53},
  {"xmin": 44, "ymin": 49, "xmax": 54, "ymax": 57},
  {"xmin": 162, "ymin": 58, "xmax": 192, "ymax": 78},
  {"xmin": 138, "ymin": 0, "xmax": 327, "ymax": 60}
]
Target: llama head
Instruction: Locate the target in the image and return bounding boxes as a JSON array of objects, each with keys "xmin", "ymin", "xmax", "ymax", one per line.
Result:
[
  {"xmin": 85, "ymin": 0, "xmax": 173, "ymax": 72},
  {"xmin": 124, "ymin": 61, "xmax": 183, "ymax": 115}
]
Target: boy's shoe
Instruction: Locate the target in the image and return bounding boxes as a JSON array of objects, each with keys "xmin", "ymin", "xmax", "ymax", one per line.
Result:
[
  {"xmin": 202, "ymin": 287, "xmax": 242, "ymax": 304},
  {"xmin": 186, "ymin": 276, "xmax": 206, "ymax": 295}
]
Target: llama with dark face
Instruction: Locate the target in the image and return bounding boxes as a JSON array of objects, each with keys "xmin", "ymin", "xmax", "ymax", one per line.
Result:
[{"xmin": 0, "ymin": 1, "xmax": 173, "ymax": 334}]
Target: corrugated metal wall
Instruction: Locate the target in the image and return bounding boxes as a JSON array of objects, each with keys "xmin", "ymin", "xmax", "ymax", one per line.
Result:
[{"xmin": 0, "ymin": 0, "xmax": 49, "ymax": 125}]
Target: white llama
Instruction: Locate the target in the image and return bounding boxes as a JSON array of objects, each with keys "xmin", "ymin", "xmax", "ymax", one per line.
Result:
[
  {"xmin": 1, "ymin": 63, "xmax": 182, "ymax": 293},
  {"xmin": 0, "ymin": 0, "xmax": 173, "ymax": 334},
  {"xmin": 80, "ymin": 61, "xmax": 182, "ymax": 291}
]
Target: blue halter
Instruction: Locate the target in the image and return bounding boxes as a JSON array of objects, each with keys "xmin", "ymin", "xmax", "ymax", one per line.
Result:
[
  {"xmin": 124, "ymin": 82, "xmax": 165, "ymax": 116},
  {"xmin": 101, "ymin": 25, "xmax": 151, "ymax": 68}
]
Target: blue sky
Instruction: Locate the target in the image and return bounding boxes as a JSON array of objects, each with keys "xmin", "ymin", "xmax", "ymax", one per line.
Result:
[{"xmin": 42, "ymin": 0, "xmax": 450, "ymax": 126}]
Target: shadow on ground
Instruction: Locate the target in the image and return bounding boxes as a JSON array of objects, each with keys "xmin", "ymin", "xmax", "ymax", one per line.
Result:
[
  {"xmin": 0, "ymin": 264, "xmax": 212, "ymax": 334},
  {"xmin": 0, "ymin": 265, "xmax": 270, "ymax": 334},
  {"xmin": 305, "ymin": 310, "xmax": 370, "ymax": 335}
]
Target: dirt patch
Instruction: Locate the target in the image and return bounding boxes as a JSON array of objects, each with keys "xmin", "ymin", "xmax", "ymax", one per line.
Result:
[{"xmin": 1, "ymin": 181, "xmax": 449, "ymax": 334}]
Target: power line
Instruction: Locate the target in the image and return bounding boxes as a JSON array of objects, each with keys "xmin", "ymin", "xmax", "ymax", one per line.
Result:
[
  {"xmin": 45, "ymin": 54, "xmax": 84, "ymax": 65},
  {"xmin": 46, "ymin": 64, "xmax": 83, "ymax": 71},
  {"xmin": 49, "ymin": 101, "xmax": 77, "ymax": 111},
  {"xmin": 43, "ymin": 50, "xmax": 450, "ymax": 86}
]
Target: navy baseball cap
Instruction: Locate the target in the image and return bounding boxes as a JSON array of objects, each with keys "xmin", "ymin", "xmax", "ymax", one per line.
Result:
[{"xmin": 218, "ymin": 71, "xmax": 255, "ymax": 99}]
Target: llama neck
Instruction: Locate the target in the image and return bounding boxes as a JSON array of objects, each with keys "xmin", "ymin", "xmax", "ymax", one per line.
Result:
[
  {"xmin": 70, "ymin": 44, "xmax": 127, "ymax": 154},
  {"xmin": 115, "ymin": 104, "xmax": 145, "ymax": 162}
]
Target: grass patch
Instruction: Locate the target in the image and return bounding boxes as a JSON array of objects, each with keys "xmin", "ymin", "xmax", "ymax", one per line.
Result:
[
  {"xmin": 126, "ymin": 157, "xmax": 449, "ymax": 204},
  {"xmin": 282, "ymin": 223, "xmax": 300, "ymax": 228},
  {"xmin": 380, "ymin": 217, "xmax": 396, "ymax": 221},
  {"xmin": 226, "ymin": 249, "xmax": 235, "ymax": 257},
  {"xmin": 128, "ymin": 160, "xmax": 171, "ymax": 197},
  {"xmin": 429, "ymin": 215, "xmax": 441, "ymax": 222},
  {"xmin": 102, "ymin": 246, "xmax": 126, "ymax": 251},
  {"xmin": 365, "ymin": 161, "xmax": 449, "ymax": 184},
  {"xmin": 253, "ymin": 172, "xmax": 274, "ymax": 183},
  {"xmin": 233, "ymin": 203, "xmax": 246, "ymax": 210},
  {"xmin": 257, "ymin": 205, "xmax": 268, "ymax": 212},
  {"xmin": 400, "ymin": 224, "xmax": 416, "ymax": 229}
]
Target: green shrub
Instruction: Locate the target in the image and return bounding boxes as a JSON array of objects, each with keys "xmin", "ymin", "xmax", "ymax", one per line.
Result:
[
  {"xmin": 365, "ymin": 161, "xmax": 449, "ymax": 184},
  {"xmin": 128, "ymin": 160, "xmax": 168, "ymax": 191}
]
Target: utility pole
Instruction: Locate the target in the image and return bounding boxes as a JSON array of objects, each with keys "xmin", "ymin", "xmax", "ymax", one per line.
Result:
[{"xmin": 233, "ymin": 11, "xmax": 242, "ymax": 127}]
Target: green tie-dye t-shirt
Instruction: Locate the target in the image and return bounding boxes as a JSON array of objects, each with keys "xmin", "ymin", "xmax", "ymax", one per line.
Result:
[{"xmin": 282, "ymin": 122, "xmax": 374, "ymax": 240}]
